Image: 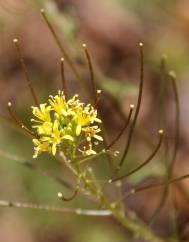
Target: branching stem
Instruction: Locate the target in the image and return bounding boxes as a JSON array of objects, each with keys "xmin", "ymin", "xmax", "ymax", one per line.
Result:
[{"xmin": 0, "ymin": 200, "xmax": 111, "ymax": 216}]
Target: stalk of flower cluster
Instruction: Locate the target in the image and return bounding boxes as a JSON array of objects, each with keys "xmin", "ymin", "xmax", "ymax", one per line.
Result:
[{"xmin": 75, "ymin": 166, "xmax": 167, "ymax": 242}]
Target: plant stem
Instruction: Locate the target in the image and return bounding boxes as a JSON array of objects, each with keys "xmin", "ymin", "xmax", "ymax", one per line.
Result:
[
  {"xmin": 80, "ymin": 170, "xmax": 168, "ymax": 242},
  {"xmin": 0, "ymin": 200, "xmax": 111, "ymax": 216}
]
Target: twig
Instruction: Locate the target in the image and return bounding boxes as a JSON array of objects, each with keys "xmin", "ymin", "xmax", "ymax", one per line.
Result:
[{"xmin": 0, "ymin": 199, "xmax": 112, "ymax": 216}]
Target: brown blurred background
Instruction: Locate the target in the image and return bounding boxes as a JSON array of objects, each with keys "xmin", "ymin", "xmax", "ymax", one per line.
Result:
[{"xmin": 1, "ymin": 0, "xmax": 189, "ymax": 241}]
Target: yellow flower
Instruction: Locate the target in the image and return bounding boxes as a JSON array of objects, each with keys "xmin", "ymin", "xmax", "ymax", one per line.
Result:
[
  {"xmin": 32, "ymin": 104, "xmax": 51, "ymax": 122},
  {"xmin": 82, "ymin": 126, "xmax": 103, "ymax": 142},
  {"xmin": 33, "ymin": 122, "xmax": 52, "ymax": 136},
  {"xmin": 31, "ymin": 91, "xmax": 103, "ymax": 159},
  {"xmin": 74, "ymin": 104, "xmax": 101, "ymax": 136},
  {"xmin": 40, "ymin": 120, "xmax": 73, "ymax": 155},
  {"xmin": 49, "ymin": 91, "xmax": 67, "ymax": 116},
  {"xmin": 32, "ymin": 139, "xmax": 50, "ymax": 158}
]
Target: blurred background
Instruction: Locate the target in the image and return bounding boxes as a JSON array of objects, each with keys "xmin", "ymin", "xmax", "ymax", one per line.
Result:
[{"xmin": 1, "ymin": 0, "xmax": 189, "ymax": 241}]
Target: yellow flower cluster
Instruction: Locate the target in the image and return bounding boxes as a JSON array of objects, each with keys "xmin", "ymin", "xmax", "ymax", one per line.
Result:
[{"xmin": 31, "ymin": 91, "xmax": 103, "ymax": 158}]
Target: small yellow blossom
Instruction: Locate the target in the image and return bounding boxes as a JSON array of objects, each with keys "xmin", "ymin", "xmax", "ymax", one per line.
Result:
[
  {"xmin": 82, "ymin": 126, "xmax": 103, "ymax": 142},
  {"xmin": 31, "ymin": 91, "xmax": 103, "ymax": 159},
  {"xmin": 49, "ymin": 92, "xmax": 67, "ymax": 116},
  {"xmin": 32, "ymin": 139, "xmax": 50, "ymax": 158},
  {"xmin": 32, "ymin": 104, "xmax": 51, "ymax": 122}
]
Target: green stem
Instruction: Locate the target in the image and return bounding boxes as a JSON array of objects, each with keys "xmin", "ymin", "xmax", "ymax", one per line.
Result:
[{"xmin": 78, "ymin": 170, "xmax": 167, "ymax": 242}]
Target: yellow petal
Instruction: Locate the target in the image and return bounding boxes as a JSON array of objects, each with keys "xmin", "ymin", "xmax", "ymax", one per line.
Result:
[
  {"xmin": 87, "ymin": 149, "xmax": 96, "ymax": 155},
  {"xmin": 32, "ymin": 139, "xmax": 40, "ymax": 146},
  {"xmin": 53, "ymin": 120, "xmax": 59, "ymax": 131},
  {"xmin": 52, "ymin": 143, "xmax": 57, "ymax": 156},
  {"xmin": 63, "ymin": 135, "xmax": 74, "ymax": 141},
  {"xmin": 76, "ymin": 124, "xmax": 82, "ymax": 136},
  {"xmin": 94, "ymin": 135, "xmax": 103, "ymax": 141},
  {"xmin": 94, "ymin": 118, "xmax": 102, "ymax": 123},
  {"xmin": 62, "ymin": 109, "xmax": 68, "ymax": 116}
]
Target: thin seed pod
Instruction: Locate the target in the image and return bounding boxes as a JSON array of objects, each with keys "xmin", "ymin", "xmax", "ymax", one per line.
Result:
[
  {"xmin": 0, "ymin": 199, "xmax": 112, "ymax": 216},
  {"xmin": 13, "ymin": 38, "xmax": 39, "ymax": 107},
  {"xmin": 96, "ymin": 89, "xmax": 102, "ymax": 106},
  {"xmin": 58, "ymin": 186, "xmax": 79, "ymax": 202},
  {"xmin": 158, "ymin": 55, "xmax": 170, "ymax": 165},
  {"xmin": 82, "ymin": 43, "xmax": 97, "ymax": 106},
  {"xmin": 147, "ymin": 58, "xmax": 169, "ymax": 223},
  {"xmin": 168, "ymin": 71, "xmax": 180, "ymax": 176},
  {"xmin": 107, "ymin": 104, "xmax": 135, "ymax": 149},
  {"xmin": 121, "ymin": 174, "xmax": 189, "ymax": 201},
  {"xmin": 7, "ymin": 102, "xmax": 35, "ymax": 138},
  {"xmin": 60, "ymin": 57, "xmax": 68, "ymax": 100},
  {"xmin": 149, "ymin": 71, "xmax": 180, "ymax": 223},
  {"xmin": 118, "ymin": 43, "xmax": 144, "ymax": 168},
  {"xmin": 136, "ymin": 174, "xmax": 189, "ymax": 193},
  {"xmin": 159, "ymin": 55, "xmax": 168, "ymax": 128},
  {"xmin": 111, "ymin": 130, "xmax": 164, "ymax": 183},
  {"xmin": 57, "ymin": 175, "xmax": 80, "ymax": 202},
  {"xmin": 104, "ymin": 87, "xmax": 156, "ymax": 151},
  {"xmin": 40, "ymin": 9, "xmax": 89, "ymax": 96},
  {"xmin": 169, "ymin": 71, "xmax": 180, "ymax": 238}
]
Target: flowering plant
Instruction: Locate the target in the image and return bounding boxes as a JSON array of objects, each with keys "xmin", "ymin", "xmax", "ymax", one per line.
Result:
[
  {"xmin": 1, "ymin": 8, "xmax": 187, "ymax": 242},
  {"xmin": 31, "ymin": 91, "xmax": 102, "ymax": 158}
]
